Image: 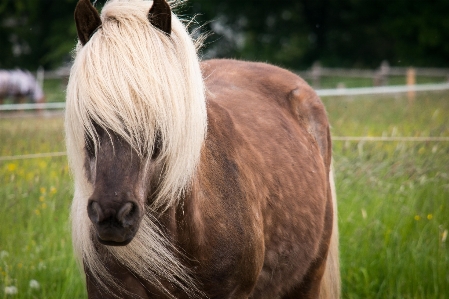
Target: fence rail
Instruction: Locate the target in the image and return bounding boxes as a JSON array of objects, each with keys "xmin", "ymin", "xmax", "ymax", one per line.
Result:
[
  {"xmin": 1, "ymin": 82, "xmax": 449, "ymax": 111},
  {"xmin": 0, "ymin": 102, "xmax": 66, "ymax": 111},
  {"xmin": 297, "ymin": 66, "xmax": 449, "ymax": 79},
  {"xmin": 316, "ymin": 82, "xmax": 449, "ymax": 97},
  {"xmin": 297, "ymin": 62, "xmax": 449, "ymax": 88}
]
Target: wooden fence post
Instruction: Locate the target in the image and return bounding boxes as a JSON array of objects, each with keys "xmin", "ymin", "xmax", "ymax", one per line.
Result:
[{"xmin": 407, "ymin": 67, "xmax": 416, "ymax": 104}]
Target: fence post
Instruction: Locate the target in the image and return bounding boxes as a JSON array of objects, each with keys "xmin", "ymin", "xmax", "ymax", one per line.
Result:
[
  {"xmin": 311, "ymin": 61, "xmax": 322, "ymax": 89},
  {"xmin": 407, "ymin": 67, "xmax": 416, "ymax": 104}
]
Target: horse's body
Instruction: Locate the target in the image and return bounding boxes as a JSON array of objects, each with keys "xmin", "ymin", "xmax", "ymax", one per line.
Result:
[
  {"xmin": 66, "ymin": 1, "xmax": 340, "ymax": 298},
  {"xmin": 0, "ymin": 69, "xmax": 44, "ymax": 105}
]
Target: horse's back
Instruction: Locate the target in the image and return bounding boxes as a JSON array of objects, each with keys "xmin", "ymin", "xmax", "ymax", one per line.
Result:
[
  {"xmin": 197, "ymin": 59, "xmax": 333, "ymax": 298},
  {"xmin": 202, "ymin": 59, "xmax": 331, "ymax": 171}
]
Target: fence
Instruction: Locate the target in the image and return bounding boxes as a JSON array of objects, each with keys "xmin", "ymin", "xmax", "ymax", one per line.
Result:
[
  {"xmin": 1, "ymin": 83, "xmax": 449, "ymax": 111},
  {"xmin": 1, "ymin": 63, "xmax": 449, "ymax": 112},
  {"xmin": 297, "ymin": 61, "xmax": 449, "ymax": 89}
]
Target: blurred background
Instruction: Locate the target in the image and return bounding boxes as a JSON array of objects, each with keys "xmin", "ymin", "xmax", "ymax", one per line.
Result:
[
  {"xmin": 1, "ymin": 0, "xmax": 448, "ymax": 102},
  {"xmin": 1, "ymin": 0, "xmax": 449, "ymax": 70}
]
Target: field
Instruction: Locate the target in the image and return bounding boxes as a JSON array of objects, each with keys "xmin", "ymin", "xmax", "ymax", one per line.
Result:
[{"xmin": 1, "ymin": 90, "xmax": 448, "ymax": 298}]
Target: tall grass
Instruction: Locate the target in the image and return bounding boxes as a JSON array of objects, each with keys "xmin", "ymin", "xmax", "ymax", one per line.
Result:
[
  {"xmin": 323, "ymin": 91, "xmax": 449, "ymax": 298},
  {"xmin": 0, "ymin": 91, "xmax": 448, "ymax": 298},
  {"xmin": 0, "ymin": 117, "xmax": 86, "ymax": 298}
]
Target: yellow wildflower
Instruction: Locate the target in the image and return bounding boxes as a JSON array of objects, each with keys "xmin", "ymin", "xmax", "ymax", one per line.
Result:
[
  {"xmin": 427, "ymin": 214, "xmax": 433, "ymax": 220},
  {"xmin": 414, "ymin": 215, "xmax": 420, "ymax": 221},
  {"xmin": 38, "ymin": 161, "xmax": 47, "ymax": 169},
  {"xmin": 6, "ymin": 163, "xmax": 17, "ymax": 172}
]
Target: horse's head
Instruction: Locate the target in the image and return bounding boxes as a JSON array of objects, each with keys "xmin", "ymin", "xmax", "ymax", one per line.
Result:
[
  {"xmin": 84, "ymin": 124, "xmax": 163, "ymax": 246},
  {"xmin": 73, "ymin": 0, "xmax": 172, "ymax": 246}
]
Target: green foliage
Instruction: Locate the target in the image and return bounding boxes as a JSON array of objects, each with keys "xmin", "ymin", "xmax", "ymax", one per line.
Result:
[
  {"xmin": 0, "ymin": 0, "xmax": 78, "ymax": 70},
  {"xmin": 185, "ymin": 0, "xmax": 449, "ymax": 68},
  {"xmin": 1, "ymin": 0, "xmax": 448, "ymax": 70}
]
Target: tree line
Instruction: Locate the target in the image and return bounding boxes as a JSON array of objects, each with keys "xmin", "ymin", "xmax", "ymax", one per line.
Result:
[{"xmin": 0, "ymin": 0, "xmax": 447, "ymax": 70}]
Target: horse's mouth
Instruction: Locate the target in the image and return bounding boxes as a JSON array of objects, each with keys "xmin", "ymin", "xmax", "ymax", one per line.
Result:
[
  {"xmin": 93, "ymin": 225, "xmax": 138, "ymax": 246},
  {"xmin": 96, "ymin": 234, "xmax": 134, "ymax": 246}
]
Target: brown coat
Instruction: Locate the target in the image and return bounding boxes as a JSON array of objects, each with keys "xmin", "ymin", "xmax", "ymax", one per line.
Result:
[{"xmin": 85, "ymin": 59, "xmax": 334, "ymax": 299}]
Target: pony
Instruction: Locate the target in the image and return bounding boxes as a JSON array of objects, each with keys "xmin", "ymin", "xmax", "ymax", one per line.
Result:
[
  {"xmin": 65, "ymin": 0, "xmax": 340, "ymax": 298},
  {"xmin": 0, "ymin": 69, "xmax": 45, "ymax": 105}
]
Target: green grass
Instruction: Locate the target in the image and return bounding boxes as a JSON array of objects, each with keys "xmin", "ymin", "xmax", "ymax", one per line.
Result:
[
  {"xmin": 42, "ymin": 79, "xmax": 66, "ymax": 103},
  {"xmin": 0, "ymin": 117, "xmax": 86, "ymax": 298},
  {"xmin": 323, "ymin": 91, "xmax": 449, "ymax": 298},
  {"xmin": 0, "ymin": 91, "xmax": 448, "ymax": 298}
]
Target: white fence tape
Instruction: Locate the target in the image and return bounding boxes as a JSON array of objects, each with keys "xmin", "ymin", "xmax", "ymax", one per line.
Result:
[
  {"xmin": 333, "ymin": 136, "xmax": 449, "ymax": 142},
  {"xmin": 0, "ymin": 102, "xmax": 66, "ymax": 111},
  {"xmin": 316, "ymin": 83, "xmax": 449, "ymax": 97},
  {"xmin": 1, "ymin": 83, "xmax": 449, "ymax": 111},
  {"xmin": 0, "ymin": 152, "xmax": 67, "ymax": 161}
]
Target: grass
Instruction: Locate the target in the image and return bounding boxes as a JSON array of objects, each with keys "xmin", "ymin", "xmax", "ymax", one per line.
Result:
[
  {"xmin": 0, "ymin": 91, "xmax": 448, "ymax": 298},
  {"xmin": 323, "ymin": 91, "xmax": 449, "ymax": 298},
  {"xmin": 42, "ymin": 79, "xmax": 66, "ymax": 103},
  {"xmin": 0, "ymin": 117, "xmax": 86, "ymax": 299}
]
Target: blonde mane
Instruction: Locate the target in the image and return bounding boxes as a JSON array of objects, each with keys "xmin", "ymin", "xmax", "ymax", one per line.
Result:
[{"xmin": 65, "ymin": 0, "xmax": 206, "ymax": 296}]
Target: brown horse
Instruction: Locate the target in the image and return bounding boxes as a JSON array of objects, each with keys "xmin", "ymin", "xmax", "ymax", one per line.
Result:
[{"xmin": 65, "ymin": 0, "xmax": 340, "ymax": 298}]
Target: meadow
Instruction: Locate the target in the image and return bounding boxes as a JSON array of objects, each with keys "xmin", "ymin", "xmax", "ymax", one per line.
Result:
[{"xmin": 0, "ymin": 90, "xmax": 448, "ymax": 298}]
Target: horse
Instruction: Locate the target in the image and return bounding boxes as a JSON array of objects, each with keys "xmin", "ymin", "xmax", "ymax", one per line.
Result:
[
  {"xmin": 0, "ymin": 69, "xmax": 45, "ymax": 105},
  {"xmin": 65, "ymin": 0, "xmax": 340, "ymax": 298}
]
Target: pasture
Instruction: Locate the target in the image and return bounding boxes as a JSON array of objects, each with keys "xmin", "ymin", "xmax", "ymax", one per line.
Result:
[{"xmin": 1, "ymin": 90, "xmax": 448, "ymax": 298}]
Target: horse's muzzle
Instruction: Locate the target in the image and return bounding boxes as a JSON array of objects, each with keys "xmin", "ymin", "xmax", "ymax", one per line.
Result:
[{"xmin": 87, "ymin": 200, "xmax": 142, "ymax": 246}]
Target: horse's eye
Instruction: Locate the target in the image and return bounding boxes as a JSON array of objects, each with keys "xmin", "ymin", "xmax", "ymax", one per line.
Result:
[
  {"xmin": 85, "ymin": 122, "xmax": 103, "ymax": 158},
  {"xmin": 85, "ymin": 135, "xmax": 95, "ymax": 158},
  {"xmin": 151, "ymin": 131, "xmax": 162, "ymax": 160}
]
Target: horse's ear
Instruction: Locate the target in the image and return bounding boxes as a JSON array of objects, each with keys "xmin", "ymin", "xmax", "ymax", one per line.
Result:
[
  {"xmin": 74, "ymin": 0, "xmax": 102, "ymax": 45},
  {"xmin": 148, "ymin": 0, "xmax": 171, "ymax": 35}
]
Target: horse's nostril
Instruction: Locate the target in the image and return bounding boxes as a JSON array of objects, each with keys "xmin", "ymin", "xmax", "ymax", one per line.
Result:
[
  {"xmin": 88, "ymin": 199, "xmax": 139, "ymax": 231},
  {"xmin": 87, "ymin": 200, "xmax": 103, "ymax": 224},
  {"xmin": 117, "ymin": 202, "xmax": 136, "ymax": 226}
]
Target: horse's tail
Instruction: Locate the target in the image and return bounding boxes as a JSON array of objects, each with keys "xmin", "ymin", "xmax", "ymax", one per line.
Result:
[{"xmin": 319, "ymin": 166, "xmax": 341, "ymax": 299}]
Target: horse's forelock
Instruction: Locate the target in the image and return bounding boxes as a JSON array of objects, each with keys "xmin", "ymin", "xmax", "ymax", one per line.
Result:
[{"xmin": 67, "ymin": 0, "xmax": 206, "ymax": 209}]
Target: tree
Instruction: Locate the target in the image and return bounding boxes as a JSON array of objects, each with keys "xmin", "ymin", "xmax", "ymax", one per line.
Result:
[
  {"xmin": 0, "ymin": 0, "xmax": 447, "ymax": 70},
  {"xmin": 0, "ymin": 0, "xmax": 78, "ymax": 70},
  {"xmin": 183, "ymin": 0, "xmax": 449, "ymax": 68}
]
